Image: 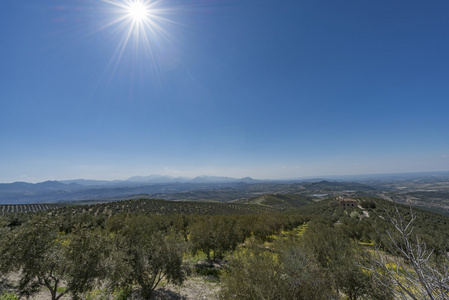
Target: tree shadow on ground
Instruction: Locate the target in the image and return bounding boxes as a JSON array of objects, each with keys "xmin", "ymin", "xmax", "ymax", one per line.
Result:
[
  {"xmin": 0, "ymin": 277, "xmax": 15, "ymax": 292},
  {"xmin": 150, "ymin": 288, "xmax": 187, "ymax": 300}
]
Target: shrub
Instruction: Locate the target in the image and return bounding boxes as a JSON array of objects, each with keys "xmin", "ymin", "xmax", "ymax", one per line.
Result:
[
  {"xmin": 106, "ymin": 215, "xmax": 187, "ymax": 299},
  {"xmin": 0, "ymin": 292, "xmax": 19, "ymax": 300},
  {"xmin": 219, "ymin": 238, "xmax": 333, "ymax": 300}
]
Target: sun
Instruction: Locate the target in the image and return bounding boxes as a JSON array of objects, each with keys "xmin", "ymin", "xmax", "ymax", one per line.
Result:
[
  {"xmin": 127, "ymin": 1, "xmax": 149, "ymax": 22},
  {"xmin": 100, "ymin": 0, "xmax": 179, "ymax": 75}
]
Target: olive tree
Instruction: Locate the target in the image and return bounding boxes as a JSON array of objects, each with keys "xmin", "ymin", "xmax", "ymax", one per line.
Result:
[
  {"xmin": 301, "ymin": 220, "xmax": 393, "ymax": 299},
  {"xmin": 106, "ymin": 214, "xmax": 186, "ymax": 299},
  {"xmin": 219, "ymin": 237, "xmax": 334, "ymax": 300},
  {"xmin": 190, "ymin": 216, "xmax": 241, "ymax": 261},
  {"xmin": 0, "ymin": 215, "xmax": 107, "ymax": 300}
]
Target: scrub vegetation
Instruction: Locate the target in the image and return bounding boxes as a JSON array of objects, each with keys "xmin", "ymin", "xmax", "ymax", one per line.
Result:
[{"xmin": 0, "ymin": 197, "xmax": 448, "ymax": 299}]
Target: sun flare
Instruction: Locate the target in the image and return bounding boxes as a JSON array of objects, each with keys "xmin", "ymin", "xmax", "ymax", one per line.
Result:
[
  {"xmin": 100, "ymin": 0, "xmax": 179, "ymax": 75},
  {"xmin": 127, "ymin": 1, "xmax": 148, "ymax": 22}
]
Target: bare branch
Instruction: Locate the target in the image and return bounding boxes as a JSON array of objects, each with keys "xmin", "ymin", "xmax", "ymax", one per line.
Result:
[{"xmin": 366, "ymin": 200, "xmax": 449, "ymax": 300}]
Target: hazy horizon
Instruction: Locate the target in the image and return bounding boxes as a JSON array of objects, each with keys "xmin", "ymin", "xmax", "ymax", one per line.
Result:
[
  {"xmin": 2, "ymin": 1, "xmax": 449, "ymax": 184},
  {"xmin": 2, "ymin": 169, "xmax": 449, "ymax": 185}
]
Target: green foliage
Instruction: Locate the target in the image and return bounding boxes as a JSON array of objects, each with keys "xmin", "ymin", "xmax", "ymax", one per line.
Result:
[
  {"xmin": 190, "ymin": 215, "xmax": 243, "ymax": 260},
  {"xmin": 360, "ymin": 199, "xmax": 376, "ymax": 209},
  {"xmin": 0, "ymin": 195, "xmax": 448, "ymax": 300},
  {"xmin": 105, "ymin": 214, "xmax": 186, "ymax": 299},
  {"xmin": 58, "ymin": 212, "xmax": 108, "ymax": 233},
  {"xmin": 0, "ymin": 204, "xmax": 60, "ymax": 215},
  {"xmin": 171, "ymin": 213, "xmax": 190, "ymax": 241},
  {"xmin": 234, "ymin": 193, "xmax": 314, "ymax": 210},
  {"xmin": 249, "ymin": 214, "xmax": 285, "ymax": 241},
  {"xmin": 275, "ymin": 238, "xmax": 335, "ymax": 299},
  {"xmin": 294, "ymin": 198, "xmax": 342, "ymax": 221},
  {"xmin": 50, "ymin": 198, "xmax": 277, "ymax": 218},
  {"xmin": 195, "ymin": 266, "xmax": 222, "ymax": 277},
  {"xmin": 83, "ymin": 289, "xmax": 109, "ymax": 300},
  {"xmin": 219, "ymin": 242, "xmax": 288, "ymax": 300},
  {"xmin": 0, "ymin": 292, "xmax": 19, "ymax": 300},
  {"xmin": 358, "ymin": 197, "xmax": 449, "ymax": 252},
  {"xmin": 112, "ymin": 287, "xmax": 131, "ymax": 300},
  {"xmin": 0, "ymin": 215, "xmax": 63, "ymax": 299},
  {"xmin": 63, "ymin": 227, "xmax": 109, "ymax": 299},
  {"xmin": 219, "ymin": 238, "xmax": 334, "ymax": 300},
  {"xmin": 0, "ymin": 213, "xmax": 29, "ymax": 228},
  {"xmin": 82, "ymin": 287, "xmax": 131, "ymax": 300},
  {"xmin": 350, "ymin": 210, "xmax": 360, "ymax": 219},
  {"xmin": 300, "ymin": 220, "xmax": 394, "ymax": 299},
  {"xmin": 0, "ymin": 215, "xmax": 108, "ymax": 300},
  {"xmin": 339, "ymin": 217, "xmax": 373, "ymax": 243},
  {"xmin": 362, "ymin": 203, "xmax": 449, "ymax": 300}
]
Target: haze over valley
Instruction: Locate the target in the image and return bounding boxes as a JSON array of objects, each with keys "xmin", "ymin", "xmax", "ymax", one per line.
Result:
[{"xmin": 1, "ymin": 171, "xmax": 449, "ymax": 216}]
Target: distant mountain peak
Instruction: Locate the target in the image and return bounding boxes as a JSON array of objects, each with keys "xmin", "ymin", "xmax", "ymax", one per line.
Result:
[
  {"xmin": 126, "ymin": 175, "xmax": 191, "ymax": 183},
  {"xmin": 240, "ymin": 177, "xmax": 256, "ymax": 182}
]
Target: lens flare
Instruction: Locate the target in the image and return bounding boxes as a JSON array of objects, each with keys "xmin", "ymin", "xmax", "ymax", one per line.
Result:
[
  {"xmin": 100, "ymin": 0, "xmax": 180, "ymax": 79},
  {"xmin": 127, "ymin": 1, "xmax": 148, "ymax": 22}
]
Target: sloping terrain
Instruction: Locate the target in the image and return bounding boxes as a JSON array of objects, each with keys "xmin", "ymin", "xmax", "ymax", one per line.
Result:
[
  {"xmin": 0, "ymin": 180, "xmax": 378, "ymax": 204},
  {"xmin": 50, "ymin": 198, "xmax": 278, "ymax": 217},
  {"xmin": 232, "ymin": 194, "xmax": 314, "ymax": 210}
]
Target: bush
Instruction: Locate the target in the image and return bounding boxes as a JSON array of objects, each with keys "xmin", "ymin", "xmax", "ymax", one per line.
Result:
[
  {"xmin": 106, "ymin": 215, "xmax": 187, "ymax": 299},
  {"xmin": 0, "ymin": 215, "xmax": 108, "ymax": 300},
  {"xmin": 195, "ymin": 266, "xmax": 222, "ymax": 278},
  {"xmin": 219, "ymin": 238, "xmax": 333, "ymax": 300},
  {"xmin": 0, "ymin": 292, "xmax": 19, "ymax": 300},
  {"xmin": 190, "ymin": 216, "xmax": 242, "ymax": 261},
  {"xmin": 219, "ymin": 244, "xmax": 287, "ymax": 300},
  {"xmin": 350, "ymin": 210, "xmax": 360, "ymax": 219},
  {"xmin": 361, "ymin": 200, "xmax": 376, "ymax": 209}
]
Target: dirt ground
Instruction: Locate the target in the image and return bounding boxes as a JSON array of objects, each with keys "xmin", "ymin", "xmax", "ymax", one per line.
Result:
[
  {"xmin": 150, "ymin": 277, "xmax": 220, "ymax": 300},
  {"xmin": 1, "ymin": 275, "xmax": 220, "ymax": 300}
]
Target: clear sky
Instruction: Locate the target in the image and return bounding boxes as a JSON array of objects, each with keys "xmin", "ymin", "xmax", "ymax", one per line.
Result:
[{"xmin": 1, "ymin": 0, "xmax": 449, "ymax": 183}]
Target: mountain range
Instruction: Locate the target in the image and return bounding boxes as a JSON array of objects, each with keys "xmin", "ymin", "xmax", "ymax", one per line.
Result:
[
  {"xmin": 1, "ymin": 171, "xmax": 449, "ymax": 205},
  {"xmin": 59, "ymin": 175, "xmax": 258, "ymax": 186},
  {"xmin": 0, "ymin": 175, "xmax": 260, "ymax": 204}
]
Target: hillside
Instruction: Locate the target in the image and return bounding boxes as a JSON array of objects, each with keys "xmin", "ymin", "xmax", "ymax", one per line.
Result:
[
  {"xmin": 0, "ymin": 203, "xmax": 60, "ymax": 214},
  {"xmin": 5, "ymin": 194, "xmax": 447, "ymax": 249},
  {"xmin": 232, "ymin": 193, "xmax": 314, "ymax": 210},
  {"xmin": 1, "ymin": 195, "xmax": 449, "ymax": 300},
  {"xmin": 50, "ymin": 198, "xmax": 279, "ymax": 217},
  {"xmin": 0, "ymin": 179, "xmax": 378, "ymax": 204},
  {"xmin": 292, "ymin": 196, "xmax": 449, "ymax": 250}
]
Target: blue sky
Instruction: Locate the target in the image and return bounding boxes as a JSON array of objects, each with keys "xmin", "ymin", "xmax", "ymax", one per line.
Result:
[{"xmin": 1, "ymin": 0, "xmax": 449, "ymax": 183}]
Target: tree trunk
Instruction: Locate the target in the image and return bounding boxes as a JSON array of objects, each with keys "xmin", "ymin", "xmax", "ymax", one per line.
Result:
[
  {"xmin": 141, "ymin": 285, "xmax": 153, "ymax": 300},
  {"xmin": 50, "ymin": 288, "xmax": 57, "ymax": 300}
]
